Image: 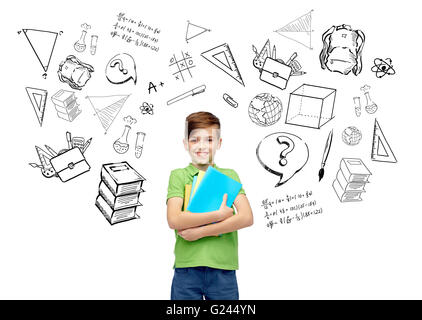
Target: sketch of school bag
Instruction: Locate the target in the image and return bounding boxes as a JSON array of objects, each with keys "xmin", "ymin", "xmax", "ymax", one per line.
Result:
[
  {"xmin": 319, "ymin": 24, "xmax": 365, "ymax": 76},
  {"xmin": 50, "ymin": 147, "xmax": 90, "ymax": 182}
]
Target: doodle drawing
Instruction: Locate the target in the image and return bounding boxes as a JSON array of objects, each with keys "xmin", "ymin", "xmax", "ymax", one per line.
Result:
[
  {"xmin": 371, "ymin": 58, "xmax": 395, "ymax": 78},
  {"xmin": 74, "ymin": 23, "xmax": 91, "ymax": 52},
  {"xmin": 185, "ymin": 20, "xmax": 210, "ymax": 43},
  {"xmin": 86, "ymin": 94, "xmax": 130, "ymax": 134},
  {"xmin": 58, "ymin": 55, "xmax": 94, "ymax": 90},
  {"xmin": 22, "ymin": 28, "xmax": 59, "ymax": 76},
  {"xmin": 50, "ymin": 147, "xmax": 90, "ymax": 183},
  {"xmin": 113, "ymin": 125, "xmax": 131, "ymax": 154},
  {"xmin": 285, "ymin": 84, "xmax": 336, "ymax": 129},
  {"xmin": 106, "ymin": 53, "xmax": 137, "ymax": 85},
  {"xmin": 333, "ymin": 158, "xmax": 371, "ymax": 202},
  {"xmin": 274, "ymin": 10, "xmax": 314, "ymax": 50},
  {"xmin": 140, "ymin": 102, "xmax": 154, "ymax": 115},
  {"xmin": 201, "ymin": 43, "xmax": 245, "ymax": 86},
  {"xmin": 342, "ymin": 127, "xmax": 362, "ymax": 146},
  {"xmin": 353, "ymin": 97, "xmax": 362, "ymax": 117},
  {"xmin": 223, "ymin": 93, "xmax": 238, "ymax": 108},
  {"xmin": 29, "ymin": 146, "xmax": 57, "ymax": 178},
  {"xmin": 25, "ymin": 87, "xmax": 47, "ymax": 126},
  {"xmin": 320, "ymin": 24, "xmax": 365, "ymax": 76},
  {"xmin": 371, "ymin": 119, "xmax": 397, "ymax": 163},
  {"xmin": 256, "ymin": 132, "xmax": 309, "ymax": 187},
  {"xmin": 361, "ymin": 85, "xmax": 378, "ymax": 114},
  {"xmin": 90, "ymin": 35, "xmax": 98, "ymax": 55},
  {"xmin": 51, "ymin": 90, "xmax": 81, "ymax": 122},
  {"xmin": 95, "ymin": 162, "xmax": 146, "ymax": 225},
  {"xmin": 249, "ymin": 93, "xmax": 282, "ymax": 127},
  {"xmin": 318, "ymin": 129, "xmax": 333, "ymax": 182},
  {"xmin": 169, "ymin": 52, "xmax": 195, "ymax": 82},
  {"xmin": 167, "ymin": 85, "xmax": 206, "ymax": 105},
  {"xmin": 135, "ymin": 132, "xmax": 146, "ymax": 159}
]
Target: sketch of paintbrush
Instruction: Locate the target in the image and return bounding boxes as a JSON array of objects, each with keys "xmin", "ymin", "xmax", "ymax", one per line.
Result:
[{"xmin": 318, "ymin": 129, "xmax": 333, "ymax": 182}]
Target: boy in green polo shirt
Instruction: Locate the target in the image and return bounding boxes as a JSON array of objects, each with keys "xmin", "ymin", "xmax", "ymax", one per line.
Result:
[{"xmin": 166, "ymin": 111, "xmax": 254, "ymax": 300}]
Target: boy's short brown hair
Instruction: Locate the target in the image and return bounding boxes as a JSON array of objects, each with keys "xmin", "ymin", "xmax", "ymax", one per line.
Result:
[{"xmin": 185, "ymin": 112, "xmax": 220, "ymax": 138}]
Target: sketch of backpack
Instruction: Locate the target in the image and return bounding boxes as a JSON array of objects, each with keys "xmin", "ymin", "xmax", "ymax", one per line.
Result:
[{"xmin": 319, "ymin": 24, "xmax": 365, "ymax": 76}]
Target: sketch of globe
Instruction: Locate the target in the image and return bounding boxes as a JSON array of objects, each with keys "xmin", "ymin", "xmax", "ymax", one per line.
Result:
[
  {"xmin": 342, "ymin": 126, "xmax": 362, "ymax": 145},
  {"xmin": 248, "ymin": 93, "xmax": 282, "ymax": 126}
]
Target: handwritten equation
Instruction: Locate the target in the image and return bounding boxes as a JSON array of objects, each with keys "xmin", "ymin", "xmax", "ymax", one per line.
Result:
[
  {"xmin": 261, "ymin": 190, "xmax": 323, "ymax": 229},
  {"xmin": 111, "ymin": 13, "xmax": 160, "ymax": 52}
]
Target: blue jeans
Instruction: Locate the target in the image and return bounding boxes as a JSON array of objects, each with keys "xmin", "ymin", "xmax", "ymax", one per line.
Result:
[{"xmin": 171, "ymin": 266, "xmax": 239, "ymax": 300}]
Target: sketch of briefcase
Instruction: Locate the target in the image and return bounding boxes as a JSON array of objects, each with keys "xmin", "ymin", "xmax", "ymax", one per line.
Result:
[
  {"xmin": 260, "ymin": 57, "xmax": 292, "ymax": 90},
  {"xmin": 50, "ymin": 147, "xmax": 90, "ymax": 182}
]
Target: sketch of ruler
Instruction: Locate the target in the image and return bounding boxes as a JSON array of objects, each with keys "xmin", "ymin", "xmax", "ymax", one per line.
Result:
[
  {"xmin": 371, "ymin": 119, "xmax": 397, "ymax": 163},
  {"xmin": 201, "ymin": 43, "xmax": 245, "ymax": 86}
]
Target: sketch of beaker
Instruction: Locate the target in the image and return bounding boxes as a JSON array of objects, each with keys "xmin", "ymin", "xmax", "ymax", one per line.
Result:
[{"xmin": 113, "ymin": 125, "xmax": 131, "ymax": 154}]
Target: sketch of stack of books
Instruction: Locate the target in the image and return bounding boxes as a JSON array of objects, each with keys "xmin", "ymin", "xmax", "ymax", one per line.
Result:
[
  {"xmin": 333, "ymin": 158, "xmax": 371, "ymax": 202},
  {"xmin": 95, "ymin": 161, "xmax": 146, "ymax": 225},
  {"xmin": 51, "ymin": 89, "xmax": 81, "ymax": 122}
]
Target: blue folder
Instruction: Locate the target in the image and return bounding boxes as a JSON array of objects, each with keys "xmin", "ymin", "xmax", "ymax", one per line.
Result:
[{"xmin": 187, "ymin": 166, "xmax": 242, "ymax": 213}]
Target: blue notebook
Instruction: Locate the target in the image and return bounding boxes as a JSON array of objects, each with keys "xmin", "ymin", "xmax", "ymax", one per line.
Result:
[{"xmin": 187, "ymin": 166, "xmax": 242, "ymax": 213}]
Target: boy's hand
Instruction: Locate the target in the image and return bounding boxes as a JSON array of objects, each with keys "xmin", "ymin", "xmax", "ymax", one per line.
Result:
[
  {"xmin": 218, "ymin": 194, "xmax": 234, "ymax": 220},
  {"xmin": 178, "ymin": 227, "xmax": 203, "ymax": 241}
]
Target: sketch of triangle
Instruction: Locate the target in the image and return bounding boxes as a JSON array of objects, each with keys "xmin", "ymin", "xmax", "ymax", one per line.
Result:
[
  {"xmin": 35, "ymin": 146, "xmax": 53, "ymax": 168},
  {"xmin": 371, "ymin": 119, "xmax": 397, "ymax": 163},
  {"xmin": 86, "ymin": 95, "xmax": 130, "ymax": 134},
  {"xmin": 26, "ymin": 87, "xmax": 47, "ymax": 126},
  {"xmin": 201, "ymin": 43, "xmax": 244, "ymax": 86},
  {"xmin": 186, "ymin": 21, "xmax": 210, "ymax": 43},
  {"xmin": 23, "ymin": 29, "xmax": 58, "ymax": 73},
  {"xmin": 275, "ymin": 10, "xmax": 313, "ymax": 49}
]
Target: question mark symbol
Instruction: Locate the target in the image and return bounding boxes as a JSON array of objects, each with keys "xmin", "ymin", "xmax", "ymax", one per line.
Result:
[
  {"xmin": 110, "ymin": 59, "xmax": 128, "ymax": 75},
  {"xmin": 276, "ymin": 136, "xmax": 295, "ymax": 166}
]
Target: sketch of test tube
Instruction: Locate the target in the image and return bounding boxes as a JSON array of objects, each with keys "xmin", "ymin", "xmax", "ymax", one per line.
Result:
[
  {"xmin": 135, "ymin": 132, "xmax": 146, "ymax": 159},
  {"xmin": 353, "ymin": 97, "xmax": 362, "ymax": 117}
]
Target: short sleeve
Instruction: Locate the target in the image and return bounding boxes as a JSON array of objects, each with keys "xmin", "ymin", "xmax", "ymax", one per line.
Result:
[
  {"xmin": 230, "ymin": 170, "xmax": 246, "ymax": 196},
  {"xmin": 166, "ymin": 169, "xmax": 185, "ymax": 203}
]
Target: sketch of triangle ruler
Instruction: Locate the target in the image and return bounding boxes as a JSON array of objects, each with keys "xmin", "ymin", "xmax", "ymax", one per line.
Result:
[
  {"xmin": 86, "ymin": 95, "xmax": 130, "ymax": 134},
  {"xmin": 275, "ymin": 10, "xmax": 314, "ymax": 49},
  {"xmin": 371, "ymin": 119, "xmax": 397, "ymax": 163},
  {"xmin": 185, "ymin": 21, "xmax": 210, "ymax": 43},
  {"xmin": 201, "ymin": 43, "xmax": 245, "ymax": 86},
  {"xmin": 26, "ymin": 87, "xmax": 48, "ymax": 126},
  {"xmin": 22, "ymin": 29, "xmax": 58, "ymax": 74}
]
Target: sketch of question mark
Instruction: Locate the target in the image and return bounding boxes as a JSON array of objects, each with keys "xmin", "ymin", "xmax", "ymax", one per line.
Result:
[
  {"xmin": 110, "ymin": 59, "xmax": 128, "ymax": 75},
  {"xmin": 276, "ymin": 135, "xmax": 295, "ymax": 166}
]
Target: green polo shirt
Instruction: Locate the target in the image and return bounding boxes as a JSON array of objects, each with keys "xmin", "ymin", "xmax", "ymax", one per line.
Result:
[{"xmin": 166, "ymin": 163, "xmax": 245, "ymax": 270}]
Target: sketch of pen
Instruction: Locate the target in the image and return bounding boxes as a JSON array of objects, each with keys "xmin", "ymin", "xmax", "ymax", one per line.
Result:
[
  {"xmin": 286, "ymin": 52, "xmax": 298, "ymax": 66},
  {"xmin": 66, "ymin": 131, "xmax": 73, "ymax": 149},
  {"xmin": 167, "ymin": 85, "xmax": 206, "ymax": 105},
  {"xmin": 82, "ymin": 138, "xmax": 92, "ymax": 153},
  {"xmin": 318, "ymin": 129, "xmax": 333, "ymax": 182}
]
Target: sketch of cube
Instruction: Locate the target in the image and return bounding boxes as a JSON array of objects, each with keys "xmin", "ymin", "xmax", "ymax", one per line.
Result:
[{"xmin": 285, "ymin": 84, "xmax": 336, "ymax": 129}]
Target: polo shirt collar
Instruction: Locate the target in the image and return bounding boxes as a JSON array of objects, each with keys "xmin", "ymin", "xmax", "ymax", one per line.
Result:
[{"xmin": 186, "ymin": 163, "xmax": 217, "ymax": 176}]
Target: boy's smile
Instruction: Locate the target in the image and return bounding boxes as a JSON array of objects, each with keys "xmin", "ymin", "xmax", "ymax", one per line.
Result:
[{"xmin": 184, "ymin": 126, "xmax": 221, "ymax": 168}]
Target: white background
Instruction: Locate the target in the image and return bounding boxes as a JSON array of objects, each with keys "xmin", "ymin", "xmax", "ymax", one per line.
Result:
[{"xmin": 1, "ymin": 0, "xmax": 421, "ymax": 299}]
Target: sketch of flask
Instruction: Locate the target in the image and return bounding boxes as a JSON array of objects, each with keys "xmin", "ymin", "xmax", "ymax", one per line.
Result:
[
  {"xmin": 74, "ymin": 30, "xmax": 87, "ymax": 52},
  {"xmin": 135, "ymin": 132, "xmax": 146, "ymax": 159},
  {"xmin": 113, "ymin": 125, "xmax": 131, "ymax": 154}
]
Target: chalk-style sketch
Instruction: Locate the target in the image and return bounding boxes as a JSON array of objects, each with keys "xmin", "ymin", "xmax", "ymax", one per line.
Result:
[
  {"xmin": 371, "ymin": 58, "xmax": 395, "ymax": 78},
  {"xmin": 342, "ymin": 126, "xmax": 362, "ymax": 146},
  {"xmin": 201, "ymin": 43, "xmax": 245, "ymax": 86},
  {"xmin": 249, "ymin": 93, "xmax": 282, "ymax": 127},
  {"xmin": 333, "ymin": 158, "xmax": 371, "ymax": 202},
  {"xmin": 95, "ymin": 162, "xmax": 146, "ymax": 225},
  {"xmin": 256, "ymin": 132, "xmax": 309, "ymax": 187},
  {"xmin": 26, "ymin": 87, "xmax": 47, "ymax": 126},
  {"xmin": 74, "ymin": 23, "xmax": 91, "ymax": 52},
  {"xmin": 353, "ymin": 97, "xmax": 362, "ymax": 117},
  {"xmin": 169, "ymin": 52, "xmax": 195, "ymax": 82},
  {"xmin": 29, "ymin": 132, "xmax": 91, "ymax": 182},
  {"xmin": 223, "ymin": 93, "xmax": 238, "ymax": 108},
  {"xmin": 167, "ymin": 85, "xmax": 206, "ymax": 105},
  {"xmin": 51, "ymin": 89, "xmax": 81, "ymax": 122},
  {"xmin": 320, "ymin": 24, "xmax": 365, "ymax": 76},
  {"xmin": 106, "ymin": 53, "xmax": 137, "ymax": 85},
  {"xmin": 135, "ymin": 132, "xmax": 146, "ymax": 159},
  {"xmin": 318, "ymin": 129, "xmax": 333, "ymax": 182},
  {"xmin": 58, "ymin": 55, "xmax": 94, "ymax": 90},
  {"xmin": 274, "ymin": 10, "xmax": 314, "ymax": 50},
  {"xmin": 90, "ymin": 35, "xmax": 98, "ymax": 55},
  {"xmin": 29, "ymin": 146, "xmax": 57, "ymax": 178},
  {"xmin": 185, "ymin": 20, "xmax": 210, "ymax": 43},
  {"xmin": 86, "ymin": 94, "xmax": 130, "ymax": 134},
  {"xmin": 113, "ymin": 125, "xmax": 131, "ymax": 154},
  {"xmin": 285, "ymin": 84, "xmax": 336, "ymax": 129},
  {"xmin": 252, "ymin": 40, "xmax": 305, "ymax": 90},
  {"xmin": 140, "ymin": 102, "xmax": 154, "ymax": 115},
  {"xmin": 21, "ymin": 28, "xmax": 59, "ymax": 76},
  {"xmin": 361, "ymin": 85, "xmax": 378, "ymax": 114},
  {"xmin": 371, "ymin": 119, "xmax": 397, "ymax": 163}
]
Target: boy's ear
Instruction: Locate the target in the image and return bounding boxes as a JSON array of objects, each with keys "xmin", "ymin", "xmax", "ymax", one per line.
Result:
[
  {"xmin": 183, "ymin": 138, "xmax": 188, "ymax": 151},
  {"xmin": 217, "ymin": 137, "xmax": 222, "ymax": 149}
]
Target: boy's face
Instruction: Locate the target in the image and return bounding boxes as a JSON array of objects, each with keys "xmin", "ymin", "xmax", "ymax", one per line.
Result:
[{"xmin": 184, "ymin": 126, "xmax": 221, "ymax": 166}]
